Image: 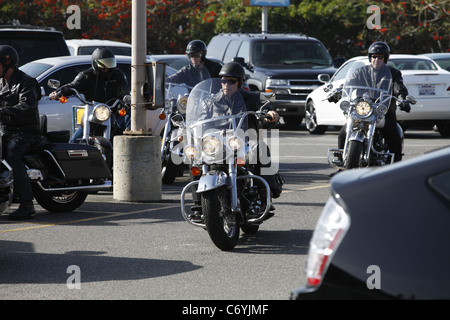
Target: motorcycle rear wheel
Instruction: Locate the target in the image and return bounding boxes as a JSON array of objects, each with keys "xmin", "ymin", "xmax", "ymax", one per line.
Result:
[
  {"xmin": 202, "ymin": 186, "xmax": 239, "ymax": 251},
  {"xmin": 33, "ymin": 188, "xmax": 88, "ymax": 213}
]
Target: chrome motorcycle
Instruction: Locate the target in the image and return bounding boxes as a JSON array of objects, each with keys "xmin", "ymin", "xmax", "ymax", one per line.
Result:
[
  {"xmin": 327, "ymin": 61, "xmax": 416, "ymax": 170},
  {"xmin": 48, "ymin": 79, "xmax": 130, "ymax": 172},
  {"xmin": 180, "ymin": 78, "xmax": 275, "ymax": 251},
  {"xmin": 160, "ymin": 82, "xmax": 189, "ymax": 184}
]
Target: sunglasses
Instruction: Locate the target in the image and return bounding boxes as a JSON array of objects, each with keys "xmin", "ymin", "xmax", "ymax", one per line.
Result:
[
  {"xmin": 371, "ymin": 55, "xmax": 385, "ymax": 60},
  {"xmin": 188, "ymin": 53, "xmax": 202, "ymax": 59},
  {"xmin": 220, "ymin": 78, "xmax": 239, "ymax": 85}
]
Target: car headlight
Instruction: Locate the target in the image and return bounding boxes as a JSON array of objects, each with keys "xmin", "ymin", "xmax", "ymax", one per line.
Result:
[
  {"xmin": 355, "ymin": 101, "xmax": 372, "ymax": 116},
  {"xmin": 202, "ymin": 135, "xmax": 221, "ymax": 156},
  {"xmin": 93, "ymin": 104, "xmax": 111, "ymax": 122},
  {"xmin": 176, "ymin": 96, "xmax": 188, "ymax": 114},
  {"xmin": 184, "ymin": 145, "xmax": 197, "ymax": 159},
  {"xmin": 306, "ymin": 196, "xmax": 350, "ymax": 287},
  {"xmin": 228, "ymin": 136, "xmax": 243, "ymax": 150},
  {"xmin": 266, "ymin": 79, "xmax": 288, "ymax": 87}
]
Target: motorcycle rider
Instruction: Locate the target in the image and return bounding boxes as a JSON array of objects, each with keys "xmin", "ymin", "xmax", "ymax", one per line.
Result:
[
  {"xmin": 166, "ymin": 40, "xmax": 222, "ymax": 86},
  {"xmin": 49, "ymin": 47, "xmax": 130, "ymax": 142},
  {"xmin": 0, "ymin": 45, "xmax": 42, "ymax": 220},
  {"xmin": 337, "ymin": 41, "xmax": 410, "ymax": 163},
  {"xmin": 189, "ymin": 62, "xmax": 282, "ymax": 221}
]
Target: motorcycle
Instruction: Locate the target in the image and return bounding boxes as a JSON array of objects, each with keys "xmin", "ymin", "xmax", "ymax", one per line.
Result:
[
  {"xmin": 180, "ymin": 78, "xmax": 276, "ymax": 251},
  {"xmin": 2, "ymin": 115, "xmax": 112, "ymax": 214},
  {"xmin": 326, "ymin": 61, "xmax": 416, "ymax": 170},
  {"xmin": 160, "ymin": 82, "xmax": 190, "ymax": 184},
  {"xmin": 48, "ymin": 79, "xmax": 130, "ymax": 172}
]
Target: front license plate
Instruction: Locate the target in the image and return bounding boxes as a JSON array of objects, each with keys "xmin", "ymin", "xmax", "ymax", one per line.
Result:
[{"xmin": 419, "ymin": 85, "xmax": 435, "ymax": 95}]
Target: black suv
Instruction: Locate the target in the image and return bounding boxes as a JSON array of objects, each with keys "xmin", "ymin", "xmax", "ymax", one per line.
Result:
[
  {"xmin": 0, "ymin": 25, "xmax": 70, "ymax": 66},
  {"xmin": 207, "ymin": 33, "xmax": 337, "ymax": 126}
]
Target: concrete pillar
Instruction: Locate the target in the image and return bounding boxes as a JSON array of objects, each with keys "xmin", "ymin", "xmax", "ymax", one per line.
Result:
[{"xmin": 113, "ymin": 135, "xmax": 161, "ymax": 201}]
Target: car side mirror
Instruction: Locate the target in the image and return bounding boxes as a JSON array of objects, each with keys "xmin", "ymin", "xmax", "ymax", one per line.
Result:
[
  {"xmin": 318, "ymin": 74, "xmax": 330, "ymax": 84},
  {"xmin": 47, "ymin": 79, "xmax": 61, "ymax": 89}
]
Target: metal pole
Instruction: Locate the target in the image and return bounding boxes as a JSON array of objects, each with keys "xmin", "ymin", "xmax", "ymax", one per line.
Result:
[
  {"xmin": 262, "ymin": 6, "xmax": 268, "ymax": 33},
  {"xmin": 131, "ymin": 0, "xmax": 147, "ymax": 133}
]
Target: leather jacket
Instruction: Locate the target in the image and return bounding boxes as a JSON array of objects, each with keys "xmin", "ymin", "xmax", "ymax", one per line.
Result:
[
  {"xmin": 59, "ymin": 67, "xmax": 129, "ymax": 104},
  {"xmin": 0, "ymin": 68, "xmax": 41, "ymax": 136}
]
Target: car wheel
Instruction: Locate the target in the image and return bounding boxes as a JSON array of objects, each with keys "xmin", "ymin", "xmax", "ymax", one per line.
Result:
[{"xmin": 305, "ymin": 101, "xmax": 326, "ymax": 134}]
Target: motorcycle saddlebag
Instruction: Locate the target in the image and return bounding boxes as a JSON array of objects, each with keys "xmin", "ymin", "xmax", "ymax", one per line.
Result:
[{"xmin": 44, "ymin": 143, "xmax": 112, "ymax": 180}]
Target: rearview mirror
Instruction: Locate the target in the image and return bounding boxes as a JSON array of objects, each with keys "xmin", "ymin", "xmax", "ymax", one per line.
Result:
[{"xmin": 47, "ymin": 79, "xmax": 60, "ymax": 89}]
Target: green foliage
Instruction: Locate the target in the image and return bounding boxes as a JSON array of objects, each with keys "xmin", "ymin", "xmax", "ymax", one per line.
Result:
[{"xmin": 0, "ymin": 0, "xmax": 447, "ymax": 58}]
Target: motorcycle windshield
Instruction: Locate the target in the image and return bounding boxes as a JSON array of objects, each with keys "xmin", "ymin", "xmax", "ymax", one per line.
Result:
[
  {"xmin": 342, "ymin": 61, "xmax": 392, "ymax": 107},
  {"xmin": 186, "ymin": 78, "xmax": 248, "ymax": 134}
]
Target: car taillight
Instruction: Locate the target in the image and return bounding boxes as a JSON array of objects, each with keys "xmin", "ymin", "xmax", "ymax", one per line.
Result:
[{"xmin": 306, "ymin": 196, "xmax": 350, "ymax": 287}]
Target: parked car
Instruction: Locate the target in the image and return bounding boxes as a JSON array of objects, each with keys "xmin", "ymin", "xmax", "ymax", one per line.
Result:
[
  {"xmin": 206, "ymin": 33, "xmax": 338, "ymax": 126},
  {"xmin": 305, "ymin": 54, "xmax": 450, "ymax": 136},
  {"xmin": 66, "ymin": 39, "xmax": 132, "ymax": 56},
  {"xmin": 149, "ymin": 54, "xmax": 224, "ymax": 70},
  {"xmin": 291, "ymin": 145, "xmax": 450, "ymax": 299},
  {"xmin": 19, "ymin": 55, "xmax": 177, "ymax": 135},
  {"xmin": 422, "ymin": 53, "xmax": 450, "ymax": 72},
  {"xmin": 0, "ymin": 25, "xmax": 70, "ymax": 66}
]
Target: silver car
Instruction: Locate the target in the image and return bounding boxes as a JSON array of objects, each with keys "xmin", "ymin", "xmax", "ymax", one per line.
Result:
[{"xmin": 19, "ymin": 55, "xmax": 177, "ymax": 134}]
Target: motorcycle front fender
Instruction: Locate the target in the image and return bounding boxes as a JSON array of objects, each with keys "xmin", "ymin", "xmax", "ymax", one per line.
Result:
[
  {"xmin": 196, "ymin": 170, "xmax": 228, "ymax": 193},
  {"xmin": 348, "ymin": 130, "xmax": 366, "ymax": 143}
]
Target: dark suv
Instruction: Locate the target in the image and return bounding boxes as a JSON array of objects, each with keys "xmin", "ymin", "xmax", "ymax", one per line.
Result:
[
  {"xmin": 207, "ymin": 33, "xmax": 337, "ymax": 126},
  {"xmin": 0, "ymin": 25, "xmax": 70, "ymax": 66}
]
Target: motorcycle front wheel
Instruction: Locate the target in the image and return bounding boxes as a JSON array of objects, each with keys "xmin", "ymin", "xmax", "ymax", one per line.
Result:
[
  {"xmin": 202, "ymin": 186, "xmax": 239, "ymax": 251},
  {"xmin": 344, "ymin": 140, "xmax": 363, "ymax": 169},
  {"xmin": 33, "ymin": 188, "xmax": 88, "ymax": 213}
]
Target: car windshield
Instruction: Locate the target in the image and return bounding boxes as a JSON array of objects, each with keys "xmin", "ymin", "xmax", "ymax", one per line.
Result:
[
  {"xmin": 252, "ymin": 40, "xmax": 333, "ymax": 68},
  {"xmin": 387, "ymin": 58, "xmax": 438, "ymax": 71},
  {"xmin": 20, "ymin": 62, "xmax": 53, "ymax": 78}
]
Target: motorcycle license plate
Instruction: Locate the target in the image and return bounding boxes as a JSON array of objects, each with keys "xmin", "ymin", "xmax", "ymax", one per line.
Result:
[
  {"xmin": 76, "ymin": 108, "xmax": 85, "ymax": 124},
  {"xmin": 418, "ymin": 85, "xmax": 435, "ymax": 95}
]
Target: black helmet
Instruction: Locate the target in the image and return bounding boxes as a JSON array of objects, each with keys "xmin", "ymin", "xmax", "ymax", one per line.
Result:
[
  {"xmin": 91, "ymin": 47, "xmax": 116, "ymax": 73},
  {"xmin": 368, "ymin": 41, "xmax": 390, "ymax": 63},
  {"xmin": 186, "ymin": 40, "xmax": 207, "ymax": 61},
  {"xmin": 219, "ymin": 62, "xmax": 245, "ymax": 81},
  {"xmin": 0, "ymin": 45, "xmax": 19, "ymax": 72}
]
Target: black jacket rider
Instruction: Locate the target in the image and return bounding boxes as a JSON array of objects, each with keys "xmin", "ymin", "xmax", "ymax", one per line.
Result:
[{"xmin": 58, "ymin": 67, "xmax": 129, "ymax": 104}]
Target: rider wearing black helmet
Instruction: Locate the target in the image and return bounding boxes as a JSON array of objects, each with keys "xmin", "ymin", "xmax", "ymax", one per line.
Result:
[
  {"xmin": 0, "ymin": 45, "xmax": 42, "ymax": 220},
  {"xmin": 166, "ymin": 40, "xmax": 222, "ymax": 87},
  {"xmin": 50, "ymin": 47, "xmax": 129, "ymax": 142},
  {"xmin": 337, "ymin": 41, "xmax": 410, "ymax": 163}
]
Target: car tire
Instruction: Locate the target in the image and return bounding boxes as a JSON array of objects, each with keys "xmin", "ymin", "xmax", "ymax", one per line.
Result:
[{"xmin": 305, "ymin": 101, "xmax": 327, "ymax": 134}]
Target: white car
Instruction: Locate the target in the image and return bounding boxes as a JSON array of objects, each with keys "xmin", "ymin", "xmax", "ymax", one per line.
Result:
[
  {"xmin": 305, "ymin": 54, "xmax": 450, "ymax": 136},
  {"xmin": 66, "ymin": 39, "xmax": 132, "ymax": 56},
  {"xmin": 19, "ymin": 55, "xmax": 177, "ymax": 135}
]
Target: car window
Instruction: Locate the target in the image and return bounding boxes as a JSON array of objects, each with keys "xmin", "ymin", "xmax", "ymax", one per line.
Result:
[
  {"xmin": 388, "ymin": 59, "xmax": 438, "ymax": 71},
  {"xmin": 0, "ymin": 34, "xmax": 70, "ymax": 66},
  {"xmin": 20, "ymin": 62, "xmax": 53, "ymax": 79},
  {"xmin": 252, "ymin": 40, "xmax": 332, "ymax": 67},
  {"xmin": 331, "ymin": 60, "xmax": 357, "ymax": 82},
  {"xmin": 40, "ymin": 64, "xmax": 91, "ymax": 95},
  {"xmin": 236, "ymin": 40, "xmax": 250, "ymax": 63},
  {"xmin": 207, "ymin": 37, "xmax": 230, "ymax": 61},
  {"xmin": 223, "ymin": 40, "xmax": 242, "ymax": 63}
]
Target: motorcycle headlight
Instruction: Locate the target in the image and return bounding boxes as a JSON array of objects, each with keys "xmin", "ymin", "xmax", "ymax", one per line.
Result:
[
  {"xmin": 93, "ymin": 104, "xmax": 111, "ymax": 122},
  {"xmin": 184, "ymin": 145, "xmax": 197, "ymax": 159},
  {"xmin": 176, "ymin": 96, "xmax": 188, "ymax": 114},
  {"xmin": 339, "ymin": 100, "xmax": 350, "ymax": 112},
  {"xmin": 228, "ymin": 136, "xmax": 243, "ymax": 151},
  {"xmin": 355, "ymin": 101, "xmax": 372, "ymax": 116},
  {"xmin": 202, "ymin": 136, "xmax": 221, "ymax": 156},
  {"xmin": 376, "ymin": 104, "xmax": 388, "ymax": 117}
]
